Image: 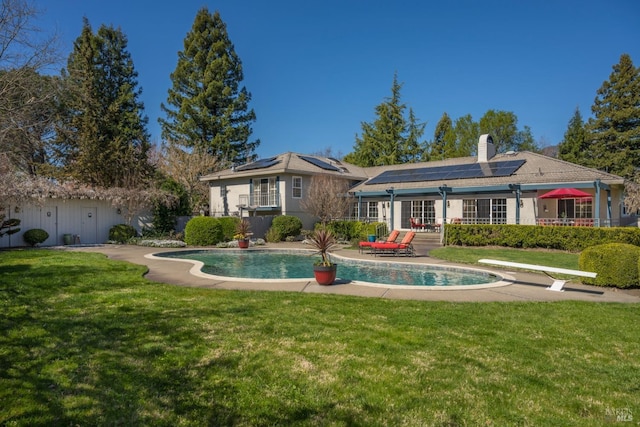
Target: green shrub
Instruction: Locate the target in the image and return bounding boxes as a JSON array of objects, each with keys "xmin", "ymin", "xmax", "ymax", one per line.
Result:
[
  {"xmin": 270, "ymin": 215, "xmax": 302, "ymax": 241},
  {"xmin": 218, "ymin": 217, "xmax": 241, "ymax": 241},
  {"xmin": 184, "ymin": 217, "xmax": 223, "ymax": 246},
  {"xmin": 109, "ymin": 224, "xmax": 137, "ymax": 243},
  {"xmin": 265, "ymin": 227, "xmax": 282, "ymax": 243},
  {"xmin": 23, "ymin": 228, "xmax": 49, "ymax": 246},
  {"xmin": 152, "ymin": 178, "xmax": 191, "ymax": 233},
  {"xmin": 444, "ymin": 224, "xmax": 640, "ymax": 252},
  {"xmin": 579, "ymin": 243, "xmax": 640, "ymax": 288},
  {"xmin": 1, "ymin": 215, "xmax": 20, "ymax": 238},
  {"xmin": 319, "ymin": 221, "xmax": 387, "ymax": 243}
]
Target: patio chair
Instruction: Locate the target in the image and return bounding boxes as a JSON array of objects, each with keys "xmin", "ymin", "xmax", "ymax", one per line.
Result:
[
  {"xmin": 358, "ymin": 230, "xmax": 400, "ymax": 253},
  {"xmin": 371, "ymin": 231, "xmax": 416, "ymax": 257},
  {"xmin": 410, "ymin": 217, "xmax": 429, "ymax": 232}
]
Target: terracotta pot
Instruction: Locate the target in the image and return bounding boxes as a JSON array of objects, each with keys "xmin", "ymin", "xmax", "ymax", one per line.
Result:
[
  {"xmin": 238, "ymin": 239, "xmax": 250, "ymax": 249},
  {"xmin": 313, "ymin": 263, "xmax": 337, "ymax": 285}
]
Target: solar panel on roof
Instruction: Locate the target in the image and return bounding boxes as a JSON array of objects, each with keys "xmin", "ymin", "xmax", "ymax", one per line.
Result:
[
  {"xmin": 298, "ymin": 155, "xmax": 341, "ymax": 171},
  {"xmin": 365, "ymin": 159, "xmax": 526, "ymax": 185},
  {"xmin": 234, "ymin": 157, "xmax": 280, "ymax": 171}
]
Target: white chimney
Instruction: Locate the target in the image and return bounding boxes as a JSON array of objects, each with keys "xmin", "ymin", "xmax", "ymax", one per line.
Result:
[{"xmin": 478, "ymin": 134, "xmax": 495, "ymax": 162}]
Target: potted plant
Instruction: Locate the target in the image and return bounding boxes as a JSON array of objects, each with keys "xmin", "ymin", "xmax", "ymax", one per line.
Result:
[
  {"xmin": 234, "ymin": 219, "xmax": 252, "ymax": 248},
  {"xmin": 308, "ymin": 227, "xmax": 339, "ymax": 285}
]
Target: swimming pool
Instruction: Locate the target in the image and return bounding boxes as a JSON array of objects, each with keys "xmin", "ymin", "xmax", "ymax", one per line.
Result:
[{"xmin": 152, "ymin": 249, "xmax": 504, "ymax": 289}]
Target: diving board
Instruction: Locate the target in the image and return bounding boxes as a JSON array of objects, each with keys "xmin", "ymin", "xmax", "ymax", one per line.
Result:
[{"xmin": 478, "ymin": 259, "xmax": 597, "ymax": 292}]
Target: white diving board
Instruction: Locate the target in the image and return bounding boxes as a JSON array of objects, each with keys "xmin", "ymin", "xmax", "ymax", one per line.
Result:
[{"xmin": 478, "ymin": 259, "xmax": 597, "ymax": 292}]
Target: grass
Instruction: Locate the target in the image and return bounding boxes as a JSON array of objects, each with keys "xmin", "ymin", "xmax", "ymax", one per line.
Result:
[
  {"xmin": 1, "ymin": 249, "xmax": 639, "ymax": 426},
  {"xmin": 430, "ymin": 246, "xmax": 581, "ymax": 270}
]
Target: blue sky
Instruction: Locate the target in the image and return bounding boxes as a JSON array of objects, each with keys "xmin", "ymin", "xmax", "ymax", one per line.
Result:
[{"xmin": 37, "ymin": 0, "xmax": 640, "ymax": 158}]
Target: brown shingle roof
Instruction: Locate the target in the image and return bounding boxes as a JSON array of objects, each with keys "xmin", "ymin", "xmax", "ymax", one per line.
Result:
[
  {"xmin": 349, "ymin": 151, "xmax": 624, "ymax": 193},
  {"xmin": 202, "ymin": 150, "xmax": 624, "ymax": 192}
]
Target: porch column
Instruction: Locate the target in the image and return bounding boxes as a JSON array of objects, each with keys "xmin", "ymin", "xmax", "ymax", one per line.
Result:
[
  {"xmin": 385, "ymin": 187, "xmax": 395, "ymax": 230},
  {"xmin": 509, "ymin": 184, "xmax": 521, "ymax": 225}
]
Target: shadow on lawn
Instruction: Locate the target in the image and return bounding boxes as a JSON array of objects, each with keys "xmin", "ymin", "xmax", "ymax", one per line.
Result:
[{"xmin": 2, "ymin": 260, "xmax": 355, "ymax": 425}]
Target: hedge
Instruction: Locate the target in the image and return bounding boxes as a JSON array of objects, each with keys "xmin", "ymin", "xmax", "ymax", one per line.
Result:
[
  {"xmin": 579, "ymin": 243, "xmax": 640, "ymax": 288},
  {"xmin": 217, "ymin": 217, "xmax": 241, "ymax": 242},
  {"xmin": 109, "ymin": 224, "xmax": 137, "ymax": 243},
  {"xmin": 268, "ymin": 215, "xmax": 303, "ymax": 242},
  {"xmin": 444, "ymin": 224, "xmax": 640, "ymax": 252},
  {"xmin": 184, "ymin": 217, "xmax": 223, "ymax": 246}
]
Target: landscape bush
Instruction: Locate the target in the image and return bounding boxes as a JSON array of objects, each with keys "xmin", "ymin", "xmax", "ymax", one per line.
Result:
[
  {"xmin": 218, "ymin": 217, "xmax": 241, "ymax": 241},
  {"xmin": 320, "ymin": 221, "xmax": 388, "ymax": 243},
  {"xmin": 444, "ymin": 224, "xmax": 640, "ymax": 252},
  {"xmin": 184, "ymin": 217, "xmax": 223, "ymax": 246},
  {"xmin": 264, "ymin": 227, "xmax": 282, "ymax": 243},
  {"xmin": 109, "ymin": 224, "xmax": 137, "ymax": 243},
  {"xmin": 579, "ymin": 243, "xmax": 640, "ymax": 288},
  {"xmin": 23, "ymin": 228, "xmax": 49, "ymax": 246},
  {"xmin": 324, "ymin": 220, "xmax": 359, "ymax": 241},
  {"xmin": 268, "ymin": 215, "xmax": 302, "ymax": 242}
]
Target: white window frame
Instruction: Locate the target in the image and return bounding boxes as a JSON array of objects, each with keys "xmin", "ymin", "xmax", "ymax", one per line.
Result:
[{"xmin": 292, "ymin": 176, "xmax": 302, "ymax": 199}]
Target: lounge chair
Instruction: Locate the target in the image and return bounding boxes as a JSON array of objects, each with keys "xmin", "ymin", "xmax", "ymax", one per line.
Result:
[
  {"xmin": 358, "ymin": 230, "xmax": 400, "ymax": 253},
  {"xmin": 371, "ymin": 231, "xmax": 416, "ymax": 256}
]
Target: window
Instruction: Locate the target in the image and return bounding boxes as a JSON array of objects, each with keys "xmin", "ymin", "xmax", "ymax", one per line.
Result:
[
  {"xmin": 463, "ymin": 198, "xmax": 506, "ymax": 224},
  {"xmin": 367, "ymin": 202, "xmax": 379, "ymax": 221},
  {"xmin": 492, "ymin": 198, "xmax": 507, "ymax": 224},
  {"xmin": 292, "ymin": 176, "xmax": 302, "ymax": 199},
  {"xmin": 253, "ymin": 177, "xmax": 278, "ymax": 206},
  {"xmin": 558, "ymin": 199, "xmax": 575, "ymax": 218},
  {"xmin": 462, "ymin": 199, "xmax": 476, "ymax": 223},
  {"xmin": 575, "ymin": 198, "xmax": 592, "ymax": 218},
  {"xmin": 401, "ymin": 200, "xmax": 435, "ymax": 228},
  {"xmin": 220, "ymin": 185, "xmax": 226, "ymax": 197}
]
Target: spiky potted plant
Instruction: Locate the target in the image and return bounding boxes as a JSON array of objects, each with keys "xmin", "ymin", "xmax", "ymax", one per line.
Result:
[
  {"xmin": 234, "ymin": 219, "xmax": 252, "ymax": 249},
  {"xmin": 308, "ymin": 227, "xmax": 339, "ymax": 285}
]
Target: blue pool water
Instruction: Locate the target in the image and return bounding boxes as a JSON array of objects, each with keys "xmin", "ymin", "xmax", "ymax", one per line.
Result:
[{"xmin": 157, "ymin": 249, "xmax": 498, "ymax": 287}]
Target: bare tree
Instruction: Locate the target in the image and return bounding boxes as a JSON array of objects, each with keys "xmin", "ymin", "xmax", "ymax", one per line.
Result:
[
  {"xmin": 0, "ymin": 0, "xmax": 61, "ymax": 174},
  {"xmin": 624, "ymin": 174, "xmax": 640, "ymax": 214},
  {"xmin": 301, "ymin": 174, "xmax": 353, "ymax": 224},
  {"xmin": 158, "ymin": 143, "xmax": 227, "ymax": 213}
]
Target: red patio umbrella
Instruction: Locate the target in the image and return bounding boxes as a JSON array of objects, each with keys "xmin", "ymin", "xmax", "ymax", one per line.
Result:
[{"xmin": 539, "ymin": 188, "xmax": 592, "ymax": 199}]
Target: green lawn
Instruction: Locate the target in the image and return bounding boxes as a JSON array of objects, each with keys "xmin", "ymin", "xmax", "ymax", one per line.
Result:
[
  {"xmin": 430, "ymin": 246, "xmax": 581, "ymax": 270},
  {"xmin": 1, "ymin": 249, "xmax": 639, "ymax": 426}
]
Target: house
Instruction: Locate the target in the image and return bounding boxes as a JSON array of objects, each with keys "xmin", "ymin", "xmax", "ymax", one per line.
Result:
[
  {"xmin": 201, "ymin": 153, "xmax": 368, "ymax": 229},
  {"xmin": 202, "ymin": 135, "xmax": 627, "ymax": 232}
]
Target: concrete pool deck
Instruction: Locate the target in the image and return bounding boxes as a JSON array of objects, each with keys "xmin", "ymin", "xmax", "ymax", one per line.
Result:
[{"xmin": 64, "ymin": 239, "xmax": 640, "ymax": 303}]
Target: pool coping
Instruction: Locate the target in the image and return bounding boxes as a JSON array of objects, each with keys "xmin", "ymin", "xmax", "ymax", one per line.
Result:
[
  {"xmin": 145, "ymin": 247, "xmax": 516, "ymax": 291},
  {"xmin": 59, "ymin": 244, "xmax": 640, "ymax": 302}
]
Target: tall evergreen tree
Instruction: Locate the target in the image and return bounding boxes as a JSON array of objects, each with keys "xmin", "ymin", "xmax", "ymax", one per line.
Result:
[
  {"xmin": 558, "ymin": 107, "xmax": 588, "ymax": 164},
  {"xmin": 585, "ymin": 53, "xmax": 640, "ymax": 178},
  {"xmin": 344, "ymin": 73, "xmax": 426, "ymax": 166},
  {"xmin": 402, "ymin": 108, "xmax": 427, "ymax": 163},
  {"xmin": 479, "ymin": 110, "xmax": 537, "ymax": 153},
  {"xmin": 159, "ymin": 8, "xmax": 258, "ymax": 165},
  {"xmin": 453, "ymin": 114, "xmax": 479, "ymax": 157},
  {"xmin": 56, "ymin": 19, "xmax": 151, "ymax": 188},
  {"xmin": 430, "ymin": 112, "xmax": 457, "ymax": 160}
]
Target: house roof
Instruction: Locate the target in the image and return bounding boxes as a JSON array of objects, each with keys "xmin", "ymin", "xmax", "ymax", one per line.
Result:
[
  {"xmin": 200, "ymin": 152, "xmax": 369, "ymax": 181},
  {"xmin": 349, "ymin": 151, "xmax": 624, "ymax": 195},
  {"xmin": 202, "ymin": 150, "xmax": 624, "ymax": 195}
]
